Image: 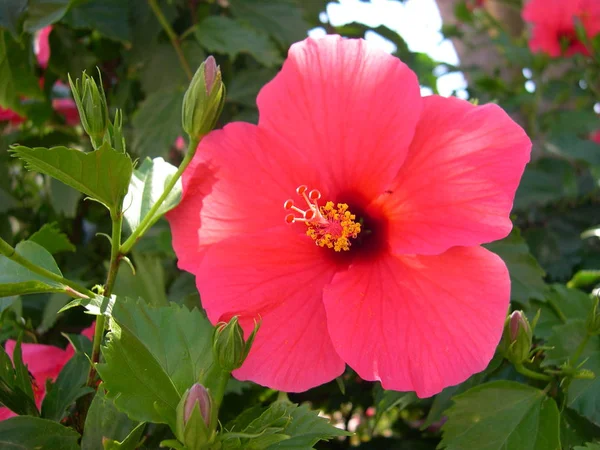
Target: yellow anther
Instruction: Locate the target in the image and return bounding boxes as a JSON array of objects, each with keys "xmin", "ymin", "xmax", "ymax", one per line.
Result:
[{"xmin": 305, "ymin": 201, "xmax": 361, "ymax": 252}]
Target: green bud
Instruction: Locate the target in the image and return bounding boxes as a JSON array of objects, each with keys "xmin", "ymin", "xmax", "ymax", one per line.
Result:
[
  {"xmin": 586, "ymin": 296, "xmax": 600, "ymax": 335},
  {"xmin": 499, "ymin": 311, "xmax": 532, "ymax": 365},
  {"xmin": 182, "ymin": 56, "xmax": 225, "ymax": 140},
  {"xmin": 68, "ymin": 69, "xmax": 109, "ymax": 149},
  {"xmin": 212, "ymin": 316, "xmax": 260, "ymax": 372},
  {"xmin": 175, "ymin": 384, "xmax": 216, "ymax": 449}
]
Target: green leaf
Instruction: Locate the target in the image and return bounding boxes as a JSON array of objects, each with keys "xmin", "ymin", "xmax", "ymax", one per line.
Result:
[
  {"xmin": 195, "ymin": 16, "xmax": 282, "ymax": 67},
  {"xmin": 545, "ymin": 136, "xmax": 600, "ymax": 167},
  {"xmin": 561, "ymin": 408, "xmax": 600, "ymax": 450},
  {"xmin": 575, "ymin": 443, "xmax": 600, "ymax": 450},
  {"xmin": 102, "ymin": 422, "xmax": 146, "ymax": 450},
  {"xmin": 0, "ymin": 416, "xmax": 80, "ymax": 449},
  {"xmin": 123, "ymin": 157, "xmax": 181, "ymax": 236},
  {"xmin": 484, "ymin": 228, "xmax": 548, "ymax": 304},
  {"xmin": 0, "ymin": 339, "xmax": 38, "ymax": 416},
  {"xmin": 29, "ymin": 222, "xmax": 76, "ymax": 254},
  {"xmin": 0, "ymin": 0, "xmax": 26, "ymax": 37},
  {"xmin": 515, "ymin": 158, "xmax": 578, "ymax": 210},
  {"xmin": 49, "ymin": 177, "xmax": 84, "ymax": 217},
  {"xmin": 132, "ymin": 88, "xmax": 184, "ymax": 158},
  {"xmin": 113, "ymin": 252, "xmax": 169, "ymax": 307},
  {"xmin": 41, "ymin": 352, "xmax": 94, "ymax": 421},
  {"xmin": 528, "ymin": 285, "xmax": 592, "ymax": 339},
  {"xmin": 11, "ymin": 142, "xmax": 133, "ymax": 212},
  {"xmin": 82, "ymin": 385, "xmax": 141, "ymax": 450},
  {"xmin": 228, "ymin": 68, "xmax": 276, "ymax": 107},
  {"xmin": 0, "ymin": 31, "xmax": 42, "ymax": 114},
  {"xmin": 0, "ymin": 240, "xmax": 66, "ymax": 298},
  {"xmin": 373, "ymin": 385, "xmax": 417, "ymax": 426},
  {"xmin": 37, "ymin": 293, "xmax": 70, "ymax": 333},
  {"xmin": 543, "ymin": 320, "xmax": 600, "ymax": 425},
  {"xmin": 59, "ymin": 294, "xmax": 115, "ymax": 316},
  {"xmin": 96, "ymin": 299, "xmax": 215, "ymax": 426},
  {"xmin": 23, "ymin": 0, "xmax": 72, "ymax": 32},
  {"xmin": 440, "ymin": 381, "xmax": 560, "ymax": 450},
  {"xmin": 229, "ymin": 0, "xmax": 309, "ymax": 45},
  {"xmin": 223, "ymin": 401, "xmax": 350, "ymax": 449},
  {"xmin": 63, "ymin": 0, "xmax": 130, "ymax": 42}
]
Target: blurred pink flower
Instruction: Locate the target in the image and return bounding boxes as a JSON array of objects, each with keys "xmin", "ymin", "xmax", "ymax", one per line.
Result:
[
  {"xmin": 0, "ymin": 323, "xmax": 95, "ymax": 420},
  {"xmin": 0, "ymin": 106, "xmax": 25, "ymax": 125},
  {"xmin": 53, "ymin": 98, "xmax": 80, "ymax": 126},
  {"xmin": 34, "ymin": 26, "xmax": 52, "ymax": 69},
  {"xmin": 592, "ymin": 130, "xmax": 600, "ymax": 143},
  {"xmin": 522, "ymin": 0, "xmax": 600, "ymax": 57},
  {"xmin": 168, "ymin": 36, "xmax": 531, "ymax": 397}
]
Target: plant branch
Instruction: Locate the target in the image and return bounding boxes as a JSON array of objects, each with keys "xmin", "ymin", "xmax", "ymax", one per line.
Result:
[
  {"xmin": 120, "ymin": 137, "xmax": 200, "ymax": 254},
  {"xmin": 148, "ymin": 0, "xmax": 193, "ymax": 80},
  {"xmin": 0, "ymin": 237, "xmax": 95, "ymax": 298},
  {"xmin": 86, "ymin": 209, "xmax": 123, "ymax": 388},
  {"xmin": 514, "ymin": 363, "xmax": 552, "ymax": 381}
]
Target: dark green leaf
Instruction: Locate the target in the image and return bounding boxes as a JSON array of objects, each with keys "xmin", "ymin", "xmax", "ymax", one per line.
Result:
[
  {"xmin": 440, "ymin": 381, "xmax": 560, "ymax": 450},
  {"xmin": 132, "ymin": 88, "xmax": 184, "ymax": 158},
  {"xmin": 23, "ymin": 0, "xmax": 72, "ymax": 32},
  {"xmin": 0, "ymin": 338, "xmax": 38, "ymax": 416},
  {"xmin": 82, "ymin": 385, "xmax": 141, "ymax": 450},
  {"xmin": 41, "ymin": 352, "xmax": 94, "ymax": 421},
  {"xmin": 11, "ymin": 142, "xmax": 133, "ymax": 212},
  {"xmin": 0, "ymin": 0, "xmax": 27, "ymax": 37},
  {"xmin": 0, "ymin": 31, "xmax": 42, "ymax": 114},
  {"xmin": 0, "ymin": 240, "xmax": 66, "ymax": 298},
  {"xmin": 561, "ymin": 408, "xmax": 600, "ymax": 449},
  {"xmin": 63, "ymin": 0, "xmax": 130, "ymax": 42},
  {"xmin": 123, "ymin": 157, "xmax": 181, "ymax": 236},
  {"xmin": 228, "ymin": 68, "xmax": 276, "ymax": 107},
  {"xmin": 0, "ymin": 416, "xmax": 80, "ymax": 449},
  {"xmin": 195, "ymin": 16, "xmax": 282, "ymax": 67},
  {"xmin": 113, "ymin": 252, "xmax": 169, "ymax": 307},
  {"xmin": 49, "ymin": 177, "xmax": 83, "ymax": 217},
  {"xmin": 484, "ymin": 228, "xmax": 548, "ymax": 304},
  {"xmin": 29, "ymin": 222, "xmax": 76, "ymax": 254},
  {"xmin": 102, "ymin": 422, "xmax": 146, "ymax": 450},
  {"xmin": 96, "ymin": 299, "xmax": 215, "ymax": 426},
  {"xmin": 543, "ymin": 320, "xmax": 600, "ymax": 425},
  {"xmin": 229, "ymin": 0, "xmax": 309, "ymax": 45},
  {"xmin": 515, "ymin": 158, "xmax": 578, "ymax": 210}
]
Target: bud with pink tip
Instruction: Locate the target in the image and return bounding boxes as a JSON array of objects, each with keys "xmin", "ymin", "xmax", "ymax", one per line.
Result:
[{"xmin": 499, "ymin": 311, "xmax": 533, "ymax": 364}]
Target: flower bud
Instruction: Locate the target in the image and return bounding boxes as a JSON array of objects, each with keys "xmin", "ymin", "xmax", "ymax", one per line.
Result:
[
  {"xmin": 212, "ymin": 316, "xmax": 260, "ymax": 372},
  {"xmin": 499, "ymin": 311, "xmax": 532, "ymax": 364},
  {"xmin": 68, "ymin": 69, "xmax": 109, "ymax": 149},
  {"xmin": 175, "ymin": 384, "xmax": 215, "ymax": 449},
  {"xmin": 586, "ymin": 297, "xmax": 600, "ymax": 335},
  {"xmin": 182, "ymin": 56, "xmax": 225, "ymax": 140}
]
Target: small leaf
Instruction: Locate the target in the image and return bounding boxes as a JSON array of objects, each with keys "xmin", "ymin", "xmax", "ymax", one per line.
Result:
[
  {"xmin": 0, "ymin": 240, "xmax": 66, "ymax": 298},
  {"xmin": 195, "ymin": 16, "xmax": 282, "ymax": 67},
  {"xmin": 123, "ymin": 157, "xmax": 181, "ymax": 236},
  {"xmin": 10, "ymin": 142, "xmax": 133, "ymax": 212},
  {"xmin": 82, "ymin": 385, "xmax": 141, "ymax": 450},
  {"xmin": 0, "ymin": 416, "xmax": 80, "ymax": 449},
  {"xmin": 96, "ymin": 299, "xmax": 216, "ymax": 426},
  {"xmin": 484, "ymin": 228, "xmax": 548, "ymax": 305},
  {"xmin": 59, "ymin": 294, "xmax": 116, "ymax": 317},
  {"xmin": 29, "ymin": 222, "xmax": 76, "ymax": 254},
  {"xmin": 440, "ymin": 381, "xmax": 560, "ymax": 450},
  {"xmin": 41, "ymin": 352, "xmax": 94, "ymax": 421}
]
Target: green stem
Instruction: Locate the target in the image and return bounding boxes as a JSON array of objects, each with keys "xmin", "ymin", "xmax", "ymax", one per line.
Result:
[
  {"xmin": 548, "ymin": 298, "xmax": 568, "ymax": 324},
  {"xmin": 148, "ymin": 0, "xmax": 192, "ymax": 80},
  {"xmin": 86, "ymin": 210, "xmax": 123, "ymax": 388},
  {"xmin": 120, "ymin": 137, "xmax": 200, "ymax": 254},
  {"xmin": 0, "ymin": 237, "xmax": 94, "ymax": 298},
  {"xmin": 514, "ymin": 363, "xmax": 552, "ymax": 381},
  {"xmin": 213, "ymin": 369, "xmax": 229, "ymax": 411}
]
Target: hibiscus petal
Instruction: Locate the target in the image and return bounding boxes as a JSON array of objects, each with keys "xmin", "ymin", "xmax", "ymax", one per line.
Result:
[
  {"xmin": 377, "ymin": 95, "xmax": 531, "ymax": 255},
  {"xmin": 168, "ymin": 122, "xmax": 319, "ymax": 271},
  {"xmin": 257, "ymin": 35, "xmax": 422, "ymax": 200},
  {"xmin": 195, "ymin": 228, "xmax": 345, "ymax": 392},
  {"xmin": 5, "ymin": 341, "xmax": 69, "ymax": 382},
  {"xmin": 323, "ymin": 246, "xmax": 509, "ymax": 398}
]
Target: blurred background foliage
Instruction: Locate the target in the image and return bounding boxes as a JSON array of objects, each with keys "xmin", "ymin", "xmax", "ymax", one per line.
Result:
[{"xmin": 2, "ymin": 0, "xmax": 600, "ymax": 448}]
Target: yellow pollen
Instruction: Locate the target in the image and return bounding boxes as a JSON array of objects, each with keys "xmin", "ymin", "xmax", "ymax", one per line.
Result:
[{"xmin": 283, "ymin": 186, "xmax": 361, "ymax": 252}]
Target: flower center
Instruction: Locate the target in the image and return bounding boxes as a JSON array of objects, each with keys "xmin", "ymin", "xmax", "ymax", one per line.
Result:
[{"xmin": 284, "ymin": 185, "xmax": 361, "ymax": 252}]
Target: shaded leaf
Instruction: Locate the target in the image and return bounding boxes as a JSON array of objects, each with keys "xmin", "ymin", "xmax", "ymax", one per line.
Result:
[
  {"xmin": 63, "ymin": 0, "xmax": 130, "ymax": 42},
  {"xmin": 29, "ymin": 222, "xmax": 76, "ymax": 254},
  {"xmin": 0, "ymin": 416, "xmax": 80, "ymax": 449},
  {"xmin": 11, "ymin": 142, "xmax": 133, "ymax": 212},
  {"xmin": 24, "ymin": 0, "xmax": 72, "ymax": 32},
  {"xmin": 195, "ymin": 16, "xmax": 282, "ymax": 67},
  {"xmin": 484, "ymin": 228, "xmax": 548, "ymax": 304},
  {"xmin": 82, "ymin": 386, "xmax": 140, "ymax": 450},
  {"xmin": 113, "ymin": 252, "xmax": 169, "ymax": 307},
  {"xmin": 0, "ymin": 0, "xmax": 27, "ymax": 37},
  {"xmin": 440, "ymin": 381, "xmax": 560, "ymax": 450}
]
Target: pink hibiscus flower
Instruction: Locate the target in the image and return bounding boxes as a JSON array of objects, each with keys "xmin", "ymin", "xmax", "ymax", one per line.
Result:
[
  {"xmin": 592, "ymin": 130, "xmax": 600, "ymax": 144},
  {"xmin": 167, "ymin": 36, "xmax": 531, "ymax": 397},
  {"xmin": 34, "ymin": 26, "xmax": 52, "ymax": 69},
  {"xmin": 0, "ymin": 106, "xmax": 25, "ymax": 125},
  {"xmin": 0, "ymin": 324, "xmax": 95, "ymax": 420},
  {"xmin": 522, "ymin": 0, "xmax": 600, "ymax": 57}
]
